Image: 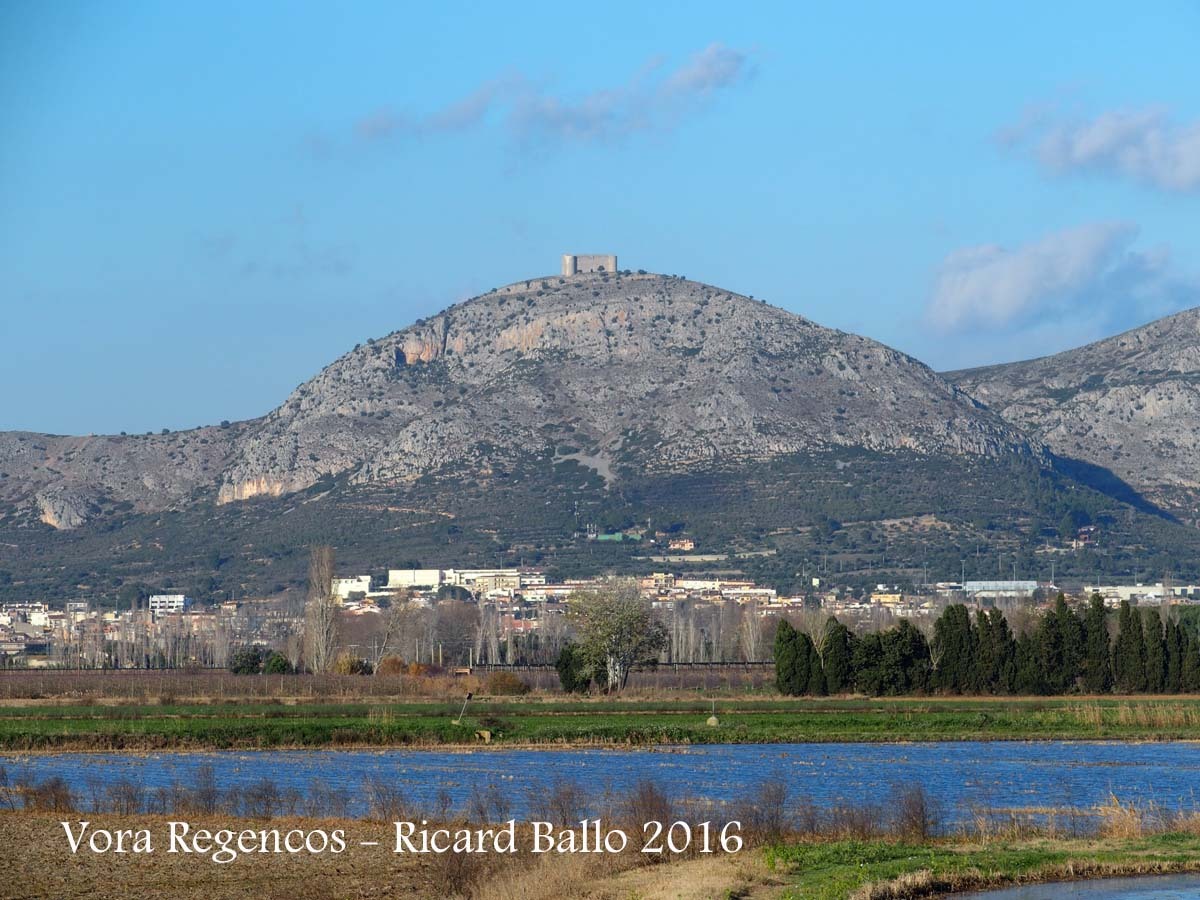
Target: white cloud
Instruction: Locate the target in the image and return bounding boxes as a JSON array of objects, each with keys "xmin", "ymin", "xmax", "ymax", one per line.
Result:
[
  {"xmin": 1002, "ymin": 106, "xmax": 1200, "ymax": 192},
  {"xmin": 929, "ymin": 223, "xmax": 1138, "ymax": 331},
  {"xmin": 921, "ymin": 223, "xmax": 1198, "ymax": 369},
  {"xmin": 351, "ymin": 44, "xmax": 752, "ymax": 148}
]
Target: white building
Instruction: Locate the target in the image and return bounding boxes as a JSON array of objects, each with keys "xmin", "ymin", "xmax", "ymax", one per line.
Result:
[
  {"xmin": 1085, "ymin": 583, "xmax": 1200, "ymax": 607},
  {"xmin": 390, "ymin": 568, "xmax": 537, "ymax": 593},
  {"xmin": 148, "ymin": 594, "xmax": 192, "ymax": 614},
  {"xmin": 962, "ymin": 580, "xmax": 1038, "ymax": 600},
  {"xmin": 387, "ymin": 569, "xmax": 445, "ymax": 590},
  {"xmin": 331, "ymin": 575, "xmax": 372, "ymax": 600}
]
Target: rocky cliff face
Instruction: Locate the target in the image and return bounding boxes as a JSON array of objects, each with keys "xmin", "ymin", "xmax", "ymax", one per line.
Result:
[
  {"xmin": 0, "ymin": 428, "xmax": 238, "ymax": 528},
  {"xmin": 1, "ymin": 272, "xmax": 1040, "ymax": 529},
  {"xmin": 948, "ymin": 307, "xmax": 1200, "ymax": 521},
  {"xmin": 217, "ymin": 272, "xmax": 1040, "ymax": 503}
]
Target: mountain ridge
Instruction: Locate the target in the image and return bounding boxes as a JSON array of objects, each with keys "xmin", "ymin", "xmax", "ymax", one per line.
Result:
[
  {"xmin": 2, "ymin": 271, "xmax": 1040, "ymax": 530},
  {"xmin": 7, "ymin": 273, "xmax": 1200, "ymax": 605},
  {"xmin": 948, "ymin": 306, "xmax": 1200, "ymax": 522}
]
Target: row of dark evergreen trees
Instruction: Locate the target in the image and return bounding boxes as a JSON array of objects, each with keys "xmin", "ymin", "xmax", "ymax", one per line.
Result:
[{"xmin": 775, "ymin": 596, "xmax": 1200, "ymax": 696}]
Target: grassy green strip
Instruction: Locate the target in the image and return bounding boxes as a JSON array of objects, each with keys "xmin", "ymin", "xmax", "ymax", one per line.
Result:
[
  {"xmin": 770, "ymin": 833, "xmax": 1200, "ymax": 899},
  {"xmin": 4, "ymin": 697, "xmax": 1200, "ymax": 749}
]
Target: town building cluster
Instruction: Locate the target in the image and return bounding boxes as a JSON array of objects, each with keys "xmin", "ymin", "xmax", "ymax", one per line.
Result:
[{"xmin": 4, "ymin": 564, "xmax": 1200, "ymax": 669}]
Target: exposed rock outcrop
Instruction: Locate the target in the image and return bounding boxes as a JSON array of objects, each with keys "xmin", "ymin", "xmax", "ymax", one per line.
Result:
[
  {"xmin": 948, "ymin": 307, "xmax": 1200, "ymax": 520},
  {"xmin": 2, "ymin": 272, "xmax": 1041, "ymax": 528},
  {"xmin": 216, "ymin": 273, "xmax": 1039, "ymax": 501}
]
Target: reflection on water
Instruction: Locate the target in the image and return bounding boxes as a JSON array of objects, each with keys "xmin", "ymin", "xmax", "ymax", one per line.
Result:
[
  {"xmin": 956, "ymin": 873, "xmax": 1200, "ymax": 898},
  {"xmin": 5, "ymin": 741, "xmax": 1200, "ymax": 821}
]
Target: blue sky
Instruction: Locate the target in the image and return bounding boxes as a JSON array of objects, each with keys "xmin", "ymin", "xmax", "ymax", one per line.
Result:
[{"xmin": 3, "ymin": 1, "xmax": 1199, "ymax": 434}]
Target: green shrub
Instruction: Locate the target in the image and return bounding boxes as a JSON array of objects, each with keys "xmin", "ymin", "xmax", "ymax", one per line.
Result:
[
  {"xmin": 229, "ymin": 645, "xmax": 265, "ymax": 675},
  {"xmin": 263, "ymin": 652, "xmax": 293, "ymax": 675}
]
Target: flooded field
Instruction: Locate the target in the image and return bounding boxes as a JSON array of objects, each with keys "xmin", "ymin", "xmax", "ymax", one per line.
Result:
[
  {"xmin": 6, "ymin": 741, "xmax": 1200, "ymax": 822},
  {"xmin": 956, "ymin": 873, "xmax": 1200, "ymax": 898}
]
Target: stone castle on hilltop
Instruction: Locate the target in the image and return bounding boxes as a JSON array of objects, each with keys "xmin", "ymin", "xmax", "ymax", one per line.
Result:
[{"xmin": 561, "ymin": 253, "xmax": 617, "ymax": 276}]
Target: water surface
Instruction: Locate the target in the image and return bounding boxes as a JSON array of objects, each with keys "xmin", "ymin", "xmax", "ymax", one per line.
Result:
[
  {"xmin": 5, "ymin": 741, "xmax": 1200, "ymax": 821},
  {"xmin": 956, "ymin": 873, "xmax": 1200, "ymax": 898}
]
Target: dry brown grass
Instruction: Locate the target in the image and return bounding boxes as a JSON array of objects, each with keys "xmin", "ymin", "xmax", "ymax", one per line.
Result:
[
  {"xmin": 0, "ymin": 668, "xmax": 777, "ymax": 704},
  {"xmin": 1069, "ymin": 701, "xmax": 1200, "ymax": 730},
  {"xmin": 1095, "ymin": 794, "xmax": 1152, "ymax": 839},
  {"xmin": 0, "ymin": 670, "xmax": 483, "ymax": 704},
  {"xmin": 0, "ymin": 811, "xmax": 440, "ymax": 900},
  {"xmin": 471, "ymin": 849, "xmax": 640, "ymax": 900},
  {"xmin": 472, "ymin": 850, "xmax": 777, "ymax": 900},
  {"xmin": 0, "ymin": 810, "xmax": 755, "ymax": 900}
]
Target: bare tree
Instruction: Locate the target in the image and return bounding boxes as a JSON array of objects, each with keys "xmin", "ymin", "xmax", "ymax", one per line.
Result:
[
  {"xmin": 369, "ymin": 592, "xmax": 422, "ymax": 673},
  {"xmin": 475, "ymin": 604, "xmax": 502, "ymax": 665},
  {"xmin": 303, "ymin": 545, "xmax": 340, "ymax": 674},
  {"xmin": 284, "ymin": 628, "xmax": 304, "ymax": 672},
  {"xmin": 434, "ymin": 600, "xmax": 480, "ymax": 666},
  {"xmin": 537, "ymin": 610, "xmax": 569, "ymax": 663},
  {"xmin": 739, "ymin": 601, "xmax": 764, "ymax": 662}
]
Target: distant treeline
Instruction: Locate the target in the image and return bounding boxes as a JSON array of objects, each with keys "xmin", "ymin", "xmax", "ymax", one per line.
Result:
[{"xmin": 775, "ymin": 596, "xmax": 1200, "ymax": 696}]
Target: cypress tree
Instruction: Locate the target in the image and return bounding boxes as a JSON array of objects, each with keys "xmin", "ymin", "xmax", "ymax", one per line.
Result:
[
  {"xmin": 1014, "ymin": 630, "xmax": 1045, "ymax": 695},
  {"xmin": 852, "ymin": 631, "xmax": 884, "ymax": 696},
  {"xmin": 988, "ymin": 609, "xmax": 1018, "ymax": 694},
  {"xmin": 1113, "ymin": 601, "xmax": 1147, "ymax": 693},
  {"xmin": 1112, "ymin": 600, "xmax": 1132, "ymax": 690},
  {"xmin": 1035, "ymin": 593, "xmax": 1085, "ymax": 694},
  {"xmin": 1046, "ymin": 595, "xmax": 1094, "ymax": 696},
  {"xmin": 555, "ymin": 642, "xmax": 589, "ymax": 693},
  {"xmin": 881, "ymin": 620, "xmax": 930, "ymax": 695},
  {"xmin": 932, "ymin": 604, "xmax": 975, "ymax": 693},
  {"xmin": 1165, "ymin": 618, "xmax": 1184, "ymax": 694},
  {"xmin": 1182, "ymin": 634, "xmax": 1200, "ymax": 693},
  {"xmin": 1082, "ymin": 594, "xmax": 1113, "ymax": 694},
  {"xmin": 805, "ymin": 635, "xmax": 828, "ymax": 696},
  {"xmin": 822, "ymin": 618, "xmax": 855, "ymax": 694},
  {"xmin": 972, "ymin": 609, "xmax": 996, "ymax": 693},
  {"xmin": 773, "ymin": 620, "xmax": 803, "ymax": 695},
  {"xmin": 1039, "ymin": 602, "xmax": 1067, "ymax": 694},
  {"xmin": 1143, "ymin": 609, "xmax": 1166, "ymax": 694},
  {"xmin": 1129, "ymin": 606, "xmax": 1147, "ymax": 692},
  {"xmin": 1059, "ymin": 594, "xmax": 1086, "ymax": 688}
]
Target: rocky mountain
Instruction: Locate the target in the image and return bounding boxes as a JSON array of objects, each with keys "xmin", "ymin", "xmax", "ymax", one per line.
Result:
[
  {"xmin": 947, "ymin": 307, "xmax": 1200, "ymax": 522},
  {"xmin": 0, "ymin": 428, "xmax": 238, "ymax": 529},
  {"xmin": 1, "ymin": 272, "xmax": 1040, "ymax": 531}
]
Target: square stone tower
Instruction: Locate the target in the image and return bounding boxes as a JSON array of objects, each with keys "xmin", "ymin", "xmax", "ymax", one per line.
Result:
[{"xmin": 562, "ymin": 254, "xmax": 617, "ymax": 276}]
